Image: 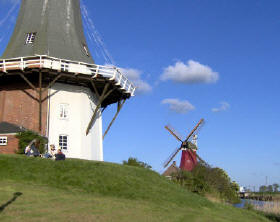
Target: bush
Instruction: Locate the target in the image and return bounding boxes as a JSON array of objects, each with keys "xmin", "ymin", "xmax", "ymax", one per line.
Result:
[
  {"xmin": 244, "ymin": 201, "xmax": 254, "ymax": 210},
  {"xmin": 260, "ymin": 212, "xmax": 280, "ymax": 222},
  {"xmin": 123, "ymin": 157, "xmax": 152, "ymax": 169},
  {"xmin": 171, "ymin": 163, "xmax": 240, "ymax": 203},
  {"xmin": 16, "ymin": 130, "xmax": 48, "ymax": 154}
]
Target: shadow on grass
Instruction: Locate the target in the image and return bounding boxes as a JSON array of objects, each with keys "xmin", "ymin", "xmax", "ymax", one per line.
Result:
[{"xmin": 0, "ymin": 192, "xmax": 23, "ymax": 213}]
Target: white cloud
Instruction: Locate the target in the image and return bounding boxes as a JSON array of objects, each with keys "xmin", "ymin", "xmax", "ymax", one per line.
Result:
[
  {"xmin": 212, "ymin": 102, "xmax": 230, "ymax": 112},
  {"xmin": 161, "ymin": 98, "xmax": 195, "ymax": 114},
  {"xmin": 120, "ymin": 68, "xmax": 152, "ymax": 94},
  {"xmin": 160, "ymin": 60, "xmax": 219, "ymax": 84}
]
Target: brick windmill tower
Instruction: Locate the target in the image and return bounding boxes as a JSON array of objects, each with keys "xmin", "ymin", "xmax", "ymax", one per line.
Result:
[{"xmin": 0, "ymin": 0, "xmax": 135, "ymax": 160}]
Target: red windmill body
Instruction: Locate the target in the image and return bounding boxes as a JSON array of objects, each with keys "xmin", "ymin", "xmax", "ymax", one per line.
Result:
[
  {"xmin": 180, "ymin": 149, "xmax": 197, "ymax": 171},
  {"xmin": 163, "ymin": 119, "xmax": 205, "ymax": 171}
]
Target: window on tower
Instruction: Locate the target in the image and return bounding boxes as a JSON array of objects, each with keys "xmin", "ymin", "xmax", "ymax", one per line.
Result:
[
  {"xmin": 59, "ymin": 135, "xmax": 68, "ymax": 150},
  {"xmin": 0, "ymin": 137, "xmax": 7, "ymax": 146},
  {"xmin": 25, "ymin": 32, "xmax": 37, "ymax": 44},
  {"xmin": 59, "ymin": 104, "xmax": 69, "ymax": 119}
]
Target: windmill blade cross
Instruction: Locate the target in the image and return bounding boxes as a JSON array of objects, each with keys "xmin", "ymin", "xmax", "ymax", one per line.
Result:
[
  {"xmin": 164, "ymin": 125, "xmax": 183, "ymax": 142},
  {"xmin": 163, "ymin": 118, "xmax": 206, "ymax": 169},
  {"xmin": 163, "ymin": 146, "xmax": 181, "ymax": 168}
]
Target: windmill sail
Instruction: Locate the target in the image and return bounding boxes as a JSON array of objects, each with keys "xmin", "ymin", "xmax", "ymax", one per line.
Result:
[
  {"xmin": 164, "ymin": 125, "xmax": 183, "ymax": 142},
  {"xmin": 185, "ymin": 119, "xmax": 204, "ymax": 141},
  {"xmin": 163, "ymin": 147, "xmax": 181, "ymax": 168}
]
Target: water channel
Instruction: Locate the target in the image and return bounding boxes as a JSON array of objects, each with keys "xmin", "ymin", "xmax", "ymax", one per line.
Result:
[{"xmin": 234, "ymin": 199, "xmax": 275, "ymax": 209}]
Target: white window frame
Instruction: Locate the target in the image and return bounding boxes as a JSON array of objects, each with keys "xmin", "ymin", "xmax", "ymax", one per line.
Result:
[
  {"xmin": 0, "ymin": 137, "xmax": 8, "ymax": 146},
  {"xmin": 59, "ymin": 103, "xmax": 69, "ymax": 120},
  {"xmin": 25, "ymin": 32, "xmax": 36, "ymax": 44},
  {"xmin": 59, "ymin": 135, "xmax": 68, "ymax": 150}
]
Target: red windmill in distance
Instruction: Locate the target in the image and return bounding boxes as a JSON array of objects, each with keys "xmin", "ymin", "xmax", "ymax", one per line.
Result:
[{"xmin": 163, "ymin": 119, "xmax": 205, "ymax": 171}]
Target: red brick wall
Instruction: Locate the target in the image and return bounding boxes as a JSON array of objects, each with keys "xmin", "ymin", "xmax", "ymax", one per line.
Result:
[
  {"xmin": 0, "ymin": 82, "xmax": 48, "ymax": 136},
  {"xmin": 0, "ymin": 135, "xmax": 19, "ymax": 154}
]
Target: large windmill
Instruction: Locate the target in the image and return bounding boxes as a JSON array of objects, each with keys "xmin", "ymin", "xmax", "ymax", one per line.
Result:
[
  {"xmin": 0, "ymin": 0, "xmax": 135, "ymax": 160},
  {"xmin": 163, "ymin": 119, "xmax": 206, "ymax": 171}
]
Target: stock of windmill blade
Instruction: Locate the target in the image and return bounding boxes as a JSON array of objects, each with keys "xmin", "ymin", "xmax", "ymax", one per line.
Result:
[
  {"xmin": 163, "ymin": 125, "xmax": 185, "ymax": 167},
  {"xmin": 189, "ymin": 119, "xmax": 209, "ymax": 166},
  {"xmin": 192, "ymin": 121, "xmax": 205, "ymax": 140},
  {"xmin": 183, "ymin": 119, "xmax": 209, "ymax": 168},
  {"xmin": 164, "ymin": 125, "xmax": 184, "ymax": 142},
  {"xmin": 163, "ymin": 146, "xmax": 182, "ymax": 168},
  {"xmin": 184, "ymin": 118, "xmax": 205, "ymax": 142}
]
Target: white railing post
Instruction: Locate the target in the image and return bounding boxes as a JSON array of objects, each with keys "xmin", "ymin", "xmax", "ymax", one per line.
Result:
[
  {"xmin": 20, "ymin": 58, "xmax": 24, "ymax": 70},
  {"xmin": 131, "ymin": 87, "xmax": 136, "ymax": 96},
  {"xmin": 121, "ymin": 79, "xmax": 127, "ymax": 90},
  {"xmin": 59, "ymin": 59, "xmax": 62, "ymax": 72},
  {"xmin": 39, "ymin": 56, "xmax": 42, "ymax": 68},
  {"xmin": 117, "ymin": 73, "xmax": 122, "ymax": 85},
  {"xmin": 109, "ymin": 69, "xmax": 117, "ymax": 81},
  {"xmin": 93, "ymin": 65, "xmax": 99, "ymax": 78},
  {"xmin": 3, "ymin": 60, "xmax": 6, "ymax": 73},
  {"xmin": 127, "ymin": 83, "xmax": 131, "ymax": 93}
]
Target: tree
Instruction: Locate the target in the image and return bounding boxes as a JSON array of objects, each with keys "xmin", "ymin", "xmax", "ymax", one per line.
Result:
[
  {"xmin": 16, "ymin": 130, "xmax": 48, "ymax": 154},
  {"xmin": 273, "ymin": 183, "xmax": 279, "ymax": 192},
  {"xmin": 231, "ymin": 181, "xmax": 240, "ymax": 193},
  {"xmin": 267, "ymin": 185, "xmax": 273, "ymax": 192},
  {"xmin": 259, "ymin": 185, "xmax": 267, "ymax": 193},
  {"xmin": 123, "ymin": 157, "xmax": 152, "ymax": 169}
]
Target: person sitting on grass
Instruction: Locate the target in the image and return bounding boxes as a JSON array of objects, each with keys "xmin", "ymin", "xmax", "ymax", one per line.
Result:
[
  {"xmin": 43, "ymin": 144, "xmax": 56, "ymax": 159},
  {"xmin": 31, "ymin": 140, "xmax": 40, "ymax": 157},
  {"xmin": 25, "ymin": 139, "xmax": 40, "ymax": 157},
  {"xmin": 50, "ymin": 144, "xmax": 56, "ymax": 159},
  {"xmin": 55, "ymin": 148, "xmax": 65, "ymax": 161},
  {"xmin": 24, "ymin": 145, "xmax": 31, "ymax": 156}
]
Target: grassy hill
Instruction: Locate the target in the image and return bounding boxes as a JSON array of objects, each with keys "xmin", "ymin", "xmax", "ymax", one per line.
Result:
[{"xmin": 0, "ymin": 155, "xmax": 270, "ymax": 222}]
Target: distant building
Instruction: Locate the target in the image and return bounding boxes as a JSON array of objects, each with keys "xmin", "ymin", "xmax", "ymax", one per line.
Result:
[
  {"xmin": 239, "ymin": 186, "xmax": 246, "ymax": 193},
  {"xmin": 0, "ymin": 122, "xmax": 25, "ymax": 154},
  {"xmin": 162, "ymin": 161, "xmax": 179, "ymax": 179}
]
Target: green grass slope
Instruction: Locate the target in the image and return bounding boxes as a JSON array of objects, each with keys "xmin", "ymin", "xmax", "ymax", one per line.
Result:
[{"xmin": 0, "ymin": 155, "xmax": 270, "ymax": 222}]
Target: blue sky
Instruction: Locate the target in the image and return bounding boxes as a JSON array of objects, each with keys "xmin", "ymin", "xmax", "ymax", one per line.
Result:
[{"xmin": 0, "ymin": 0, "xmax": 279, "ymax": 189}]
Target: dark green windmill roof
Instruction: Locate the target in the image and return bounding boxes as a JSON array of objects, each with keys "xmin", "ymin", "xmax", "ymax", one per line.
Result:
[{"xmin": 1, "ymin": 0, "xmax": 94, "ymax": 64}]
